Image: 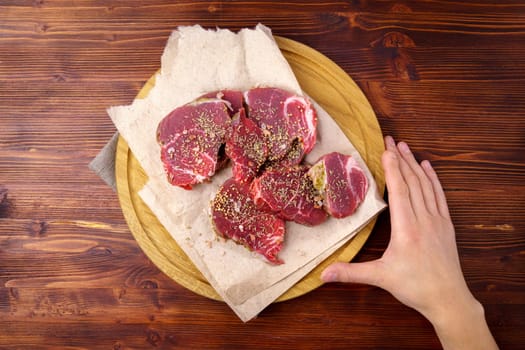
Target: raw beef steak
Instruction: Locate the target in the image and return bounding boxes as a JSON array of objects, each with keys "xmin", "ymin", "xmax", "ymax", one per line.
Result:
[
  {"xmin": 263, "ymin": 139, "xmax": 303, "ymax": 171},
  {"xmin": 211, "ymin": 178, "xmax": 286, "ymax": 264},
  {"xmin": 244, "ymin": 87, "xmax": 317, "ymax": 163},
  {"xmin": 251, "ymin": 166, "xmax": 327, "ymax": 226},
  {"xmin": 200, "ymin": 90, "xmax": 244, "ymax": 116},
  {"xmin": 308, "ymin": 152, "xmax": 368, "ymax": 218},
  {"xmin": 157, "ymin": 99, "xmax": 231, "ymax": 189},
  {"xmin": 225, "ymin": 108, "xmax": 268, "ymax": 183}
]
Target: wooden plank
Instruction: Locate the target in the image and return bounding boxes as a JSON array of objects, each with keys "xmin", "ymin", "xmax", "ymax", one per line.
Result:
[
  {"xmin": 2, "ymin": 45, "xmax": 525, "ymax": 83},
  {"xmin": 1, "ymin": 0, "xmax": 524, "ymax": 348},
  {"xmin": 1, "ymin": 2, "xmax": 525, "ymax": 48},
  {"xmin": 0, "ymin": 218, "xmax": 173, "ymax": 287}
]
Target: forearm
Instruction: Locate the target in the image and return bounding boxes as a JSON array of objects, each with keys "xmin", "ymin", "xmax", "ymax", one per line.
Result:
[{"xmin": 429, "ymin": 296, "xmax": 498, "ymax": 350}]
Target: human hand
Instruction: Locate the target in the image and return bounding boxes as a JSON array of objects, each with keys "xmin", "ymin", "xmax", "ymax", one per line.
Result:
[{"xmin": 321, "ymin": 136, "xmax": 498, "ymax": 349}]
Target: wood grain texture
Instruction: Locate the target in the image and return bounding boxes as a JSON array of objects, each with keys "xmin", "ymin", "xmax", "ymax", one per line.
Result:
[{"xmin": 1, "ymin": 1, "xmax": 524, "ymax": 349}]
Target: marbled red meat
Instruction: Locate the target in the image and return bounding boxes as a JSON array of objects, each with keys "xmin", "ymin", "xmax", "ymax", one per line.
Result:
[
  {"xmin": 157, "ymin": 88, "xmax": 370, "ymax": 264},
  {"xmin": 158, "ymin": 87, "xmax": 318, "ymax": 191},
  {"xmin": 283, "ymin": 94, "xmax": 317, "ymax": 154},
  {"xmin": 244, "ymin": 87, "xmax": 317, "ymax": 164},
  {"xmin": 200, "ymin": 90, "xmax": 244, "ymax": 116},
  {"xmin": 156, "ymin": 99, "xmax": 231, "ymax": 189},
  {"xmin": 308, "ymin": 152, "xmax": 368, "ymax": 218},
  {"xmin": 225, "ymin": 108, "xmax": 268, "ymax": 183},
  {"xmin": 263, "ymin": 139, "xmax": 303, "ymax": 171},
  {"xmin": 211, "ymin": 178, "xmax": 286, "ymax": 264},
  {"xmin": 252, "ymin": 166, "xmax": 327, "ymax": 226}
]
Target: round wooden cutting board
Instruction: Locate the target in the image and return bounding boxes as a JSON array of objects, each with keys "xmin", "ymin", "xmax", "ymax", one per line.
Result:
[{"xmin": 115, "ymin": 36, "xmax": 385, "ymax": 302}]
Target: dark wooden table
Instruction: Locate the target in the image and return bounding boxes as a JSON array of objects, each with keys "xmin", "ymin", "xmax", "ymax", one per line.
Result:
[{"xmin": 1, "ymin": 1, "xmax": 524, "ymax": 349}]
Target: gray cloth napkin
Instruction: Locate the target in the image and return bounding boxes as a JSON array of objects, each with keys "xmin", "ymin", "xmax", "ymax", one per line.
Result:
[{"xmin": 89, "ymin": 132, "xmax": 119, "ymax": 191}]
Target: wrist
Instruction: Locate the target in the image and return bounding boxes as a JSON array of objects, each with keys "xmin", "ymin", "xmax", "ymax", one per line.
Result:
[
  {"xmin": 426, "ymin": 294, "xmax": 498, "ymax": 350},
  {"xmin": 429, "ymin": 293, "xmax": 484, "ymax": 332}
]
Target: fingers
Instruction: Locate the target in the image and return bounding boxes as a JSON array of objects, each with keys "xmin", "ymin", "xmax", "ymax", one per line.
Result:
[
  {"xmin": 382, "ymin": 137, "xmax": 415, "ymax": 230},
  {"xmin": 397, "ymin": 142, "xmax": 439, "ymax": 215},
  {"xmin": 321, "ymin": 261, "xmax": 385, "ymax": 288},
  {"xmin": 422, "ymin": 160, "xmax": 451, "ymax": 219},
  {"xmin": 384, "ymin": 136, "xmax": 448, "ymax": 219},
  {"xmin": 388, "ymin": 139, "xmax": 428, "ymax": 219}
]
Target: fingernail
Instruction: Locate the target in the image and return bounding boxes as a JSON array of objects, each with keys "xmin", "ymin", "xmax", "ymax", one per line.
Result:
[
  {"xmin": 422, "ymin": 160, "xmax": 433, "ymax": 170},
  {"xmin": 321, "ymin": 271, "xmax": 338, "ymax": 283},
  {"xmin": 385, "ymin": 136, "xmax": 395, "ymax": 147},
  {"xmin": 398, "ymin": 142, "xmax": 410, "ymax": 153}
]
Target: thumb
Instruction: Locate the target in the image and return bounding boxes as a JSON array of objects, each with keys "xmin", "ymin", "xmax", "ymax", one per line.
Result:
[{"xmin": 321, "ymin": 260, "xmax": 385, "ymax": 287}]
